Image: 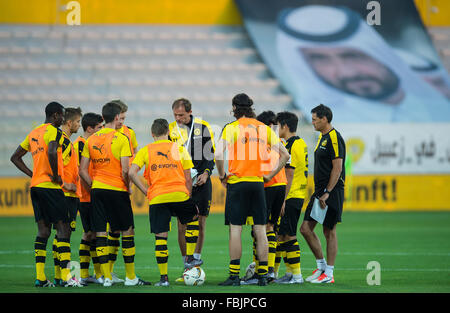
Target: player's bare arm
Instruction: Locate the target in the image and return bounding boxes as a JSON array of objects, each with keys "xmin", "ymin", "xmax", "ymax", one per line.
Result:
[
  {"xmin": 263, "ymin": 142, "xmax": 290, "ymax": 182},
  {"xmin": 47, "ymin": 140, "xmax": 62, "ymax": 185},
  {"xmin": 214, "ymin": 138, "xmax": 227, "ymax": 188},
  {"xmin": 10, "ymin": 146, "xmax": 33, "ymax": 178},
  {"xmin": 120, "ymin": 156, "xmax": 131, "ymax": 192},
  {"xmin": 184, "ymin": 169, "xmax": 193, "ymax": 197},
  {"xmin": 128, "ymin": 163, "xmax": 148, "ymax": 195},
  {"xmin": 79, "ymin": 156, "xmax": 92, "ymax": 188}
]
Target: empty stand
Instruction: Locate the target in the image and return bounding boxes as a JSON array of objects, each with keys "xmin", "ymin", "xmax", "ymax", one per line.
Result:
[{"xmin": 0, "ymin": 25, "xmax": 292, "ymax": 175}]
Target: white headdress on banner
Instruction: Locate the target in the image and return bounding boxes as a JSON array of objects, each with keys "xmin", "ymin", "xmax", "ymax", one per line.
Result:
[
  {"xmin": 394, "ymin": 48, "xmax": 450, "ymax": 100},
  {"xmin": 276, "ymin": 5, "xmax": 450, "ymax": 123}
]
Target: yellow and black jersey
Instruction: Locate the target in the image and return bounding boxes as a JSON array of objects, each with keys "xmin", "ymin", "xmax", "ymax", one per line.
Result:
[
  {"xmin": 313, "ymin": 128, "xmax": 346, "ymax": 192},
  {"xmin": 169, "ymin": 116, "xmax": 215, "ymax": 176},
  {"xmin": 118, "ymin": 125, "xmax": 138, "ymax": 154},
  {"xmin": 61, "ymin": 131, "xmax": 80, "ymax": 198},
  {"xmin": 284, "ymin": 136, "xmax": 308, "ymax": 200}
]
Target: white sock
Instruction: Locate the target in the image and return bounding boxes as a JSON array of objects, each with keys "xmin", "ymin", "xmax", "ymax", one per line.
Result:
[
  {"xmin": 193, "ymin": 253, "xmax": 201, "ymax": 260},
  {"xmin": 325, "ymin": 264, "xmax": 334, "ymax": 278},
  {"xmin": 182, "ymin": 255, "xmax": 186, "ymax": 264},
  {"xmin": 316, "ymin": 258, "xmax": 326, "ymax": 271}
]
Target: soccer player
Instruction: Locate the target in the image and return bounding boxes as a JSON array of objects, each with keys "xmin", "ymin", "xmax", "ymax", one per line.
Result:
[
  {"xmin": 79, "ymin": 101, "xmax": 150, "ymax": 287},
  {"xmin": 241, "ymin": 111, "xmax": 287, "ymax": 285},
  {"xmin": 129, "ymin": 118, "xmax": 201, "ymax": 287},
  {"xmin": 272, "ymin": 111, "xmax": 308, "ymax": 284},
  {"xmin": 50, "ymin": 107, "xmax": 83, "ymax": 286},
  {"xmin": 215, "ymin": 93, "xmax": 290, "ymax": 286},
  {"xmin": 107, "ymin": 99, "xmax": 139, "ymax": 283},
  {"xmin": 169, "ymin": 98, "xmax": 215, "ymax": 278},
  {"xmin": 300, "ymin": 104, "xmax": 346, "ymax": 284},
  {"xmin": 73, "ymin": 112, "xmax": 104, "ymax": 284},
  {"xmin": 10, "ymin": 102, "xmax": 81, "ymax": 287}
]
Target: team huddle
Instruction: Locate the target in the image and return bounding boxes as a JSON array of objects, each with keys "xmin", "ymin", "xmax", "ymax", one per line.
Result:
[{"xmin": 10, "ymin": 93, "xmax": 345, "ymax": 287}]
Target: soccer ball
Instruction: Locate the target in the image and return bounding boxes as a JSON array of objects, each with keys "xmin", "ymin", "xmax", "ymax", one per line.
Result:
[
  {"xmin": 244, "ymin": 262, "xmax": 256, "ymax": 280},
  {"xmin": 183, "ymin": 266, "xmax": 206, "ymax": 286}
]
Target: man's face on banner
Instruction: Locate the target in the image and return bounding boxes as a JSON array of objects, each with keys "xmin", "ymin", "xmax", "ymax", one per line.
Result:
[{"xmin": 301, "ymin": 47, "xmax": 401, "ymax": 102}]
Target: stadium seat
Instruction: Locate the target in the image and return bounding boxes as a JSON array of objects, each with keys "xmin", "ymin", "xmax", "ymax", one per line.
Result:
[{"xmin": 0, "ymin": 24, "xmax": 291, "ymax": 175}]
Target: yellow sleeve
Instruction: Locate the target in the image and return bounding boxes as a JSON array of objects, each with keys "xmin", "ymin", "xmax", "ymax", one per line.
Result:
[
  {"xmin": 267, "ymin": 126, "xmax": 280, "ymax": 147},
  {"xmin": 73, "ymin": 141, "xmax": 80, "ymax": 166},
  {"xmin": 290, "ymin": 140, "xmax": 301, "ymax": 169},
  {"xmin": 81, "ymin": 138, "xmax": 90, "ymax": 159},
  {"xmin": 119, "ymin": 133, "xmax": 133, "ymax": 158},
  {"xmin": 129, "ymin": 128, "xmax": 138, "ymax": 150},
  {"xmin": 179, "ymin": 146, "xmax": 194, "ymax": 170},
  {"xmin": 292, "ymin": 139, "xmax": 308, "ymax": 171},
  {"xmin": 20, "ymin": 135, "xmax": 30, "ymax": 151},
  {"xmin": 132, "ymin": 147, "xmax": 147, "ymax": 169},
  {"xmin": 221, "ymin": 123, "xmax": 238, "ymax": 144},
  {"xmin": 44, "ymin": 125, "xmax": 63, "ymax": 146}
]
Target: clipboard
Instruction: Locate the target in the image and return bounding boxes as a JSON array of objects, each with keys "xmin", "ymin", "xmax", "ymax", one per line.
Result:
[{"xmin": 310, "ymin": 197, "xmax": 328, "ymax": 225}]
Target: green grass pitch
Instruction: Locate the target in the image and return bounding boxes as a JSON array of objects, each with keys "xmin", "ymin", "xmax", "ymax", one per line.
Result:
[{"xmin": 0, "ymin": 211, "xmax": 449, "ymax": 293}]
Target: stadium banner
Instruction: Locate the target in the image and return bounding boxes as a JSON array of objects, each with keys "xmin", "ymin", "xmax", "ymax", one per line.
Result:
[
  {"xmin": 0, "ymin": 175, "xmax": 449, "ymax": 216},
  {"xmin": 0, "ymin": 0, "xmax": 242, "ymax": 25},
  {"xmin": 338, "ymin": 123, "xmax": 450, "ymax": 174},
  {"xmin": 234, "ymin": 0, "xmax": 450, "ymax": 123}
]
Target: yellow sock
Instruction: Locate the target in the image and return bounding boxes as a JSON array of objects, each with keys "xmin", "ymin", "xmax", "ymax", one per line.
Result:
[
  {"xmin": 52, "ymin": 237, "xmax": 61, "ymax": 280},
  {"xmin": 79, "ymin": 239, "xmax": 91, "ymax": 279},
  {"xmin": 90, "ymin": 239, "xmax": 102, "ymax": 279},
  {"xmin": 258, "ymin": 261, "xmax": 268, "ymax": 276},
  {"xmin": 122, "ymin": 235, "xmax": 136, "ymax": 280},
  {"xmin": 57, "ymin": 238, "xmax": 72, "ymax": 282},
  {"xmin": 251, "ymin": 230, "xmax": 257, "ymax": 263},
  {"xmin": 96, "ymin": 236, "xmax": 111, "ymax": 280},
  {"xmin": 274, "ymin": 241, "xmax": 282, "ymax": 275},
  {"xmin": 267, "ymin": 231, "xmax": 277, "ymax": 272},
  {"xmin": 185, "ymin": 221, "xmax": 199, "ymax": 257},
  {"xmin": 286, "ymin": 239, "xmax": 301, "ymax": 275},
  {"xmin": 229, "ymin": 259, "xmax": 240, "ymax": 277},
  {"xmin": 155, "ymin": 236, "xmax": 168, "ymax": 276},
  {"xmin": 107, "ymin": 232, "xmax": 120, "ymax": 273},
  {"xmin": 35, "ymin": 236, "xmax": 47, "ymax": 281}
]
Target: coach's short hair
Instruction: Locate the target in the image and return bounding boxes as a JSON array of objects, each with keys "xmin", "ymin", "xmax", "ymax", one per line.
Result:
[
  {"xmin": 63, "ymin": 107, "xmax": 82, "ymax": 124},
  {"xmin": 311, "ymin": 104, "xmax": 333, "ymax": 123},
  {"xmin": 45, "ymin": 101, "xmax": 64, "ymax": 118},
  {"xmin": 257, "ymin": 110, "xmax": 276, "ymax": 126},
  {"xmin": 151, "ymin": 118, "xmax": 169, "ymax": 137},
  {"xmin": 81, "ymin": 112, "xmax": 103, "ymax": 131},
  {"xmin": 102, "ymin": 102, "xmax": 122, "ymax": 123},
  {"xmin": 172, "ymin": 98, "xmax": 192, "ymax": 112},
  {"xmin": 276, "ymin": 111, "xmax": 298, "ymax": 132}
]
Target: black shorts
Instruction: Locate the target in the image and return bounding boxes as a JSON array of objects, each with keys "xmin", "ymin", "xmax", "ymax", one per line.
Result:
[
  {"xmin": 79, "ymin": 201, "xmax": 93, "ymax": 233},
  {"xmin": 225, "ymin": 182, "xmax": 267, "ymax": 226},
  {"xmin": 304, "ymin": 188, "xmax": 344, "ymax": 229},
  {"xmin": 30, "ymin": 187, "xmax": 70, "ymax": 224},
  {"xmin": 265, "ymin": 185, "xmax": 286, "ymax": 226},
  {"xmin": 192, "ymin": 177, "xmax": 212, "ymax": 216},
  {"xmin": 149, "ymin": 198, "xmax": 198, "ymax": 234},
  {"xmin": 65, "ymin": 196, "xmax": 80, "ymax": 231},
  {"xmin": 278, "ymin": 198, "xmax": 304, "ymax": 236},
  {"xmin": 91, "ymin": 189, "xmax": 135, "ymax": 233}
]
